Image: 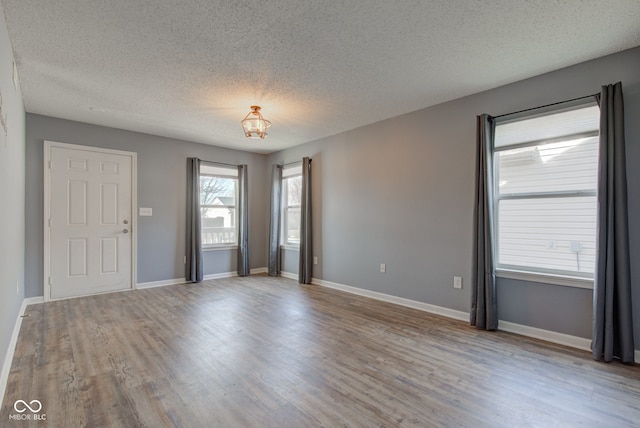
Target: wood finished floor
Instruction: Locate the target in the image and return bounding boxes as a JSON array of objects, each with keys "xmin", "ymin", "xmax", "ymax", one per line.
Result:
[{"xmin": 2, "ymin": 275, "xmax": 639, "ymax": 427}]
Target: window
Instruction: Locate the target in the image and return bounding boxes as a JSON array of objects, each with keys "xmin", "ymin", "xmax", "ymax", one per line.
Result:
[
  {"xmin": 493, "ymin": 103, "xmax": 600, "ymax": 281},
  {"xmin": 282, "ymin": 164, "xmax": 302, "ymax": 245},
  {"xmin": 200, "ymin": 163, "xmax": 238, "ymax": 247}
]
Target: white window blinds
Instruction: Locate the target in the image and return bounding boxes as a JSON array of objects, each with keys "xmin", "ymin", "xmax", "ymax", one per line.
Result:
[{"xmin": 494, "ymin": 103, "xmax": 600, "ymax": 278}]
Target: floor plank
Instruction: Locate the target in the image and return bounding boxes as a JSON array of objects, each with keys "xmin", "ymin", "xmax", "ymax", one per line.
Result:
[{"xmin": 2, "ymin": 275, "xmax": 639, "ymax": 427}]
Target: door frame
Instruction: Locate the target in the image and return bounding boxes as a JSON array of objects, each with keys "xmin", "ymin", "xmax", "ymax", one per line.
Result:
[{"xmin": 43, "ymin": 140, "xmax": 138, "ymax": 302}]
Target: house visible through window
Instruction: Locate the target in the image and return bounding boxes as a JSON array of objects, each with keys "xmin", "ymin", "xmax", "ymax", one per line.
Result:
[
  {"xmin": 282, "ymin": 164, "xmax": 302, "ymax": 245},
  {"xmin": 493, "ymin": 102, "xmax": 600, "ymax": 281},
  {"xmin": 200, "ymin": 163, "xmax": 238, "ymax": 247}
]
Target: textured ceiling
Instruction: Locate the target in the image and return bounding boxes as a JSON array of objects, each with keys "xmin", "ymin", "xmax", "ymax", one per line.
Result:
[{"xmin": 2, "ymin": 1, "xmax": 640, "ymax": 154}]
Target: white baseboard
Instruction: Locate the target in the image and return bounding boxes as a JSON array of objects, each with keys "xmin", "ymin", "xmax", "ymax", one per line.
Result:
[
  {"xmin": 1, "ymin": 298, "xmax": 30, "ymax": 410},
  {"xmin": 24, "ymin": 297, "xmax": 44, "ymax": 306},
  {"xmin": 137, "ymin": 277, "xmax": 187, "ymax": 289},
  {"xmin": 281, "ymin": 271, "xmax": 298, "ymax": 281},
  {"xmin": 312, "ymin": 277, "xmax": 469, "ymax": 322},
  {"xmin": 497, "ymin": 320, "xmax": 592, "ymax": 352},
  {"xmin": 499, "ymin": 322, "xmax": 640, "ymax": 363},
  {"xmin": 203, "ymin": 272, "xmax": 236, "ymax": 280},
  {"xmin": 204, "ymin": 267, "xmax": 268, "ymax": 280},
  {"xmin": 137, "ymin": 267, "xmax": 269, "ymax": 289}
]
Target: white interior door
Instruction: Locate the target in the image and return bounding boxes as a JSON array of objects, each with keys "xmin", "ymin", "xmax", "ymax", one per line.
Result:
[{"xmin": 46, "ymin": 143, "xmax": 135, "ymax": 300}]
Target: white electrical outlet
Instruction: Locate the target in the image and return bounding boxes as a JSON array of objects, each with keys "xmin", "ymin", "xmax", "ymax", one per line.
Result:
[
  {"xmin": 454, "ymin": 276, "xmax": 463, "ymax": 289},
  {"xmin": 380, "ymin": 263, "xmax": 386, "ymax": 273},
  {"xmin": 313, "ymin": 256, "xmax": 318, "ymax": 265}
]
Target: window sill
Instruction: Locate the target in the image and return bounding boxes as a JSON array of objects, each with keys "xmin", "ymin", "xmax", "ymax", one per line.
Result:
[
  {"xmin": 203, "ymin": 245, "xmax": 238, "ymax": 252},
  {"xmin": 496, "ymin": 269, "xmax": 594, "ymax": 289},
  {"xmin": 280, "ymin": 244, "xmax": 299, "ymax": 251}
]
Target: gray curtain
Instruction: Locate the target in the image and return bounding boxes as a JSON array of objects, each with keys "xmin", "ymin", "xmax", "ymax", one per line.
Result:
[
  {"xmin": 592, "ymin": 82, "xmax": 635, "ymax": 363},
  {"xmin": 268, "ymin": 164, "xmax": 283, "ymax": 276},
  {"xmin": 186, "ymin": 157, "xmax": 203, "ymax": 282},
  {"xmin": 237, "ymin": 164, "xmax": 250, "ymax": 277},
  {"xmin": 471, "ymin": 114, "xmax": 498, "ymax": 330},
  {"xmin": 299, "ymin": 157, "xmax": 313, "ymax": 284}
]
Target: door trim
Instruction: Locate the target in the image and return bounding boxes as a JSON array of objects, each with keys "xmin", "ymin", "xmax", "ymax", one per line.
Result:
[{"xmin": 43, "ymin": 140, "xmax": 138, "ymax": 302}]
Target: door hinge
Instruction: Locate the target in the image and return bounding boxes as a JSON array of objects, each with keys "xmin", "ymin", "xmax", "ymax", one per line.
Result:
[
  {"xmin": 48, "ymin": 160, "xmax": 52, "ymax": 169},
  {"xmin": 48, "ymin": 218, "xmax": 52, "ymax": 227},
  {"xmin": 48, "ymin": 276, "xmax": 52, "ymax": 286}
]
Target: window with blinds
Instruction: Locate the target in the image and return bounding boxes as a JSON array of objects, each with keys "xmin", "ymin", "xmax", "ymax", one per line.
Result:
[
  {"xmin": 282, "ymin": 164, "xmax": 302, "ymax": 245},
  {"xmin": 199, "ymin": 163, "xmax": 238, "ymax": 247},
  {"xmin": 493, "ymin": 103, "xmax": 600, "ymax": 279}
]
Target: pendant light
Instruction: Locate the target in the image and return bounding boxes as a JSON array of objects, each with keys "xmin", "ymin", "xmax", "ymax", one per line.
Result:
[{"xmin": 241, "ymin": 106, "xmax": 271, "ymax": 139}]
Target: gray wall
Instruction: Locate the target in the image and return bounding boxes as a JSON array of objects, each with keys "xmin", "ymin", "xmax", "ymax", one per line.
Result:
[
  {"xmin": 281, "ymin": 247, "xmax": 300, "ymax": 275},
  {"xmin": 25, "ymin": 115, "xmax": 268, "ymax": 297},
  {"xmin": 0, "ymin": 4, "xmax": 25, "ymax": 395},
  {"xmin": 267, "ymin": 47, "xmax": 640, "ymax": 348}
]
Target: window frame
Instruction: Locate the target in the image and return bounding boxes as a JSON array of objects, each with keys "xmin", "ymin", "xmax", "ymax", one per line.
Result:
[
  {"xmin": 199, "ymin": 163, "xmax": 239, "ymax": 250},
  {"xmin": 281, "ymin": 164, "xmax": 302, "ymax": 249},
  {"xmin": 492, "ymin": 101, "xmax": 599, "ymax": 289}
]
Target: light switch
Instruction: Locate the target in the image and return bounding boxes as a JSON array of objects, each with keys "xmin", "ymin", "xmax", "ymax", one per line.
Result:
[{"xmin": 139, "ymin": 207, "xmax": 153, "ymax": 216}]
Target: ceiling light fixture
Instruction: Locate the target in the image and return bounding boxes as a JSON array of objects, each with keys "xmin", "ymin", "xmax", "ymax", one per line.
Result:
[{"xmin": 241, "ymin": 105, "xmax": 271, "ymax": 139}]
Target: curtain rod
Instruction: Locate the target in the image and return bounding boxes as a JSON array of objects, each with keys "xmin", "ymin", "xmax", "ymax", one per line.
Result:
[
  {"xmin": 200, "ymin": 159, "xmax": 240, "ymax": 168},
  {"xmin": 282, "ymin": 160, "xmax": 303, "ymax": 167},
  {"xmin": 493, "ymin": 92, "xmax": 599, "ymax": 119}
]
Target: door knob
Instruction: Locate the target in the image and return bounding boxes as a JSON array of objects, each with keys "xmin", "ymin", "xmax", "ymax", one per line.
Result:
[
  {"xmin": 123, "ymin": 229, "xmax": 129, "ymax": 233},
  {"xmin": 123, "ymin": 220, "xmax": 129, "ymax": 224}
]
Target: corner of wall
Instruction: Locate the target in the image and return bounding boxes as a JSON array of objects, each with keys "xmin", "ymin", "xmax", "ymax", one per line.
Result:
[{"xmin": 0, "ymin": 2, "xmax": 27, "ymax": 409}]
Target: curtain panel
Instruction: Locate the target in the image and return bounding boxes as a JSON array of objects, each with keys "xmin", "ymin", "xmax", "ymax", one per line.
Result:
[
  {"xmin": 592, "ymin": 82, "xmax": 635, "ymax": 363},
  {"xmin": 471, "ymin": 114, "xmax": 498, "ymax": 330},
  {"xmin": 268, "ymin": 165, "xmax": 283, "ymax": 276},
  {"xmin": 237, "ymin": 164, "xmax": 250, "ymax": 277},
  {"xmin": 186, "ymin": 157, "xmax": 203, "ymax": 282},
  {"xmin": 299, "ymin": 157, "xmax": 313, "ymax": 284}
]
